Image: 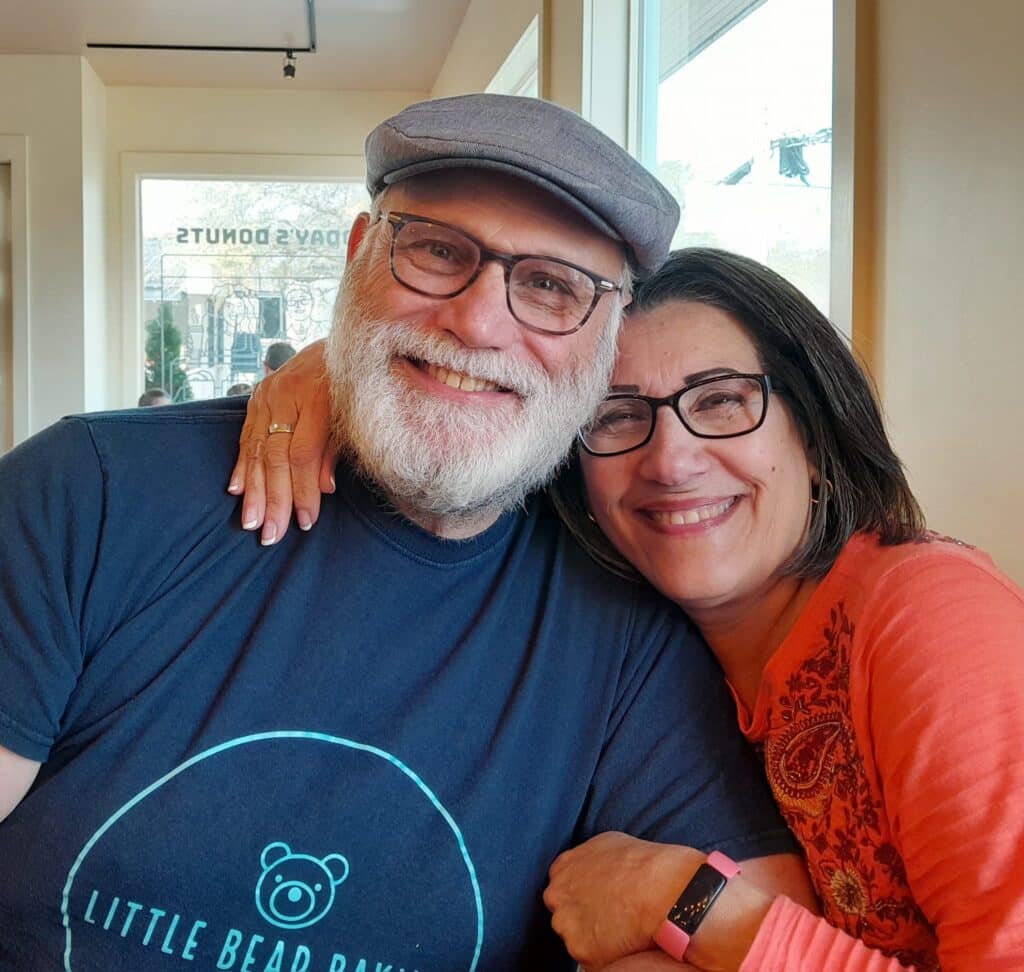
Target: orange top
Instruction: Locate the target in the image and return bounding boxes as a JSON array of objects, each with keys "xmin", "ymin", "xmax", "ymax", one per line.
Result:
[{"xmin": 736, "ymin": 532, "xmax": 1024, "ymax": 971}]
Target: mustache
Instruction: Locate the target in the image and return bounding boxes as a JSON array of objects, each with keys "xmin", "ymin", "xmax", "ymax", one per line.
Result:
[{"xmin": 355, "ymin": 315, "xmax": 546, "ymax": 399}]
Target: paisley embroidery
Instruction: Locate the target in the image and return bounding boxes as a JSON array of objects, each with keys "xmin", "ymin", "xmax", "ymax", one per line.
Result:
[
  {"xmin": 760, "ymin": 600, "xmax": 939, "ymax": 971},
  {"xmin": 766, "ymin": 714, "xmax": 845, "ymax": 816}
]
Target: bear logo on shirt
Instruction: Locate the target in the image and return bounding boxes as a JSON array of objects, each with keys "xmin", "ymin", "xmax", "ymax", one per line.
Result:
[{"xmin": 255, "ymin": 841, "xmax": 350, "ymax": 930}]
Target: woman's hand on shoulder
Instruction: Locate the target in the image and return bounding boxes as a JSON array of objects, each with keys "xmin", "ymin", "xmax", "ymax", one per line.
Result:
[{"xmin": 227, "ymin": 339, "xmax": 337, "ymax": 545}]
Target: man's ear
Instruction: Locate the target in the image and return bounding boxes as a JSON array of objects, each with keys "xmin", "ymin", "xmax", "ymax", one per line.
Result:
[{"xmin": 347, "ymin": 212, "xmax": 372, "ymax": 262}]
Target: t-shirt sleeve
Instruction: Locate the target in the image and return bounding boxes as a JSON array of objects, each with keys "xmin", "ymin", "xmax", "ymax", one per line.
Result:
[
  {"xmin": 578, "ymin": 597, "xmax": 796, "ymax": 862},
  {"xmin": 859, "ymin": 553, "xmax": 1024, "ymax": 968},
  {"xmin": 0, "ymin": 418, "xmax": 103, "ymax": 761}
]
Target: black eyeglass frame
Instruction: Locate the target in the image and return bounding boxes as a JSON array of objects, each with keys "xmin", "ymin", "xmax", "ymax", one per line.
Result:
[
  {"xmin": 376, "ymin": 211, "xmax": 621, "ymax": 336},
  {"xmin": 580, "ymin": 373, "xmax": 776, "ymax": 457}
]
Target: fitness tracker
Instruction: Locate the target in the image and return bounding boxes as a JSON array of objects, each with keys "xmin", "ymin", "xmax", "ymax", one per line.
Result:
[{"xmin": 653, "ymin": 850, "xmax": 741, "ymax": 961}]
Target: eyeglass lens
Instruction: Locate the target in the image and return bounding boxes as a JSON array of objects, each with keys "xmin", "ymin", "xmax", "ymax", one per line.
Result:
[
  {"xmin": 583, "ymin": 376, "xmax": 768, "ymax": 455},
  {"xmin": 391, "ymin": 218, "xmax": 599, "ymax": 333}
]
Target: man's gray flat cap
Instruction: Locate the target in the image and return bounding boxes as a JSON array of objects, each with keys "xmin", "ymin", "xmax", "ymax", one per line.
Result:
[{"xmin": 365, "ymin": 94, "xmax": 679, "ymax": 275}]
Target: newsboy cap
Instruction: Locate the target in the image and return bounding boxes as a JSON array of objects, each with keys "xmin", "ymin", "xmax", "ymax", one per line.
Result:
[{"xmin": 365, "ymin": 94, "xmax": 679, "ymax": 275}]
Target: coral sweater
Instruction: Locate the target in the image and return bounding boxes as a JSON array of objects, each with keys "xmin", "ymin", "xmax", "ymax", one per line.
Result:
[{"xmin": 735, "ymin": 532, "xmax": 1024, "ymax": 971}]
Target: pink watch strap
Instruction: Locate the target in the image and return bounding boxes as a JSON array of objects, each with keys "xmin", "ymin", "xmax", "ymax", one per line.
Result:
[
  {"xmin": 654, "ymin": 851, "xmax": 741, "ymax": 962},
  {"xmin": 707, "ymin": 849, "xmax": 741, "ymax": 878},
  {"xmin": 654, "ymin": 919, "xmax": 691, "ymax": 960}
]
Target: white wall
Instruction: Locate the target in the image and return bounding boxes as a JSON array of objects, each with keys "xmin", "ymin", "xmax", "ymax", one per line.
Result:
[
  {"xmin": 0, "ymin": 55, "xmax": 89, "ymax": 434},
  {"xmin": 81, "ymin": 60, "xmax": 109, "ymax": 413},
  {"xmin": 430, "ymin": 0, "xmax": 584, "ymax": 110},
  {"xmin": 872, "ymin": 1, "xmax": 1024, "ymax": 582},
  {"xmin": 431, "ymin": 0, "xmax": 541, "ymax": 99}
]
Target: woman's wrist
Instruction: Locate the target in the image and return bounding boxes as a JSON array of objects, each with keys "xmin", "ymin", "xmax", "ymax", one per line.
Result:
[
  {"xmin": 682, "ymin": 874, "xmax": 774, "ymax": 972},
  {"xmin": 641, "ymin": 845, "xmax": 712, "ymax": 945}
]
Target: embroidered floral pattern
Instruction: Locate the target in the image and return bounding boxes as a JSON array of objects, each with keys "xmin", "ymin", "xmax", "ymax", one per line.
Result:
[{"xmin": 761, "ymin": 601, "xmax": 939, "ymax": 971}]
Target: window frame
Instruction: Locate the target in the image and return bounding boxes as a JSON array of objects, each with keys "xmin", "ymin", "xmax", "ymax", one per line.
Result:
[
  {"xmin": 581, "ymin": 0, "xmax": 855, "ymax": 337},
  {"xmin": 121, "ymin": 152, "xmax": 365, "ymax": 407},
  {"xmin": 0, "ymin": 135, "xmax": 29, "ymax": 448}
]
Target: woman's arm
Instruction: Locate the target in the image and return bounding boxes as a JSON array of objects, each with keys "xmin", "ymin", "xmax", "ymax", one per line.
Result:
[
  {"xmin": 738, "ymin": 552, "xmax": 1024, "ymax": 971},
  {"xmin": 852, "ymin": 553, "xmax": 1024, "ymax": 969},
  {"xmin": 544, "ymin": 834, "xmax": 815, "ymax": 971},
  {"xmin": 546, "ymin": 554, "xmax": 1024, "ymax": 972},
  {"xmin": 228, "ymin": 339, "xmax": 336, "ymax": 546}
]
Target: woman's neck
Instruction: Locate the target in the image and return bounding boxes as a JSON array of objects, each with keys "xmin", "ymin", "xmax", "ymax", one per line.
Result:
[{"xmin": 688, "ymin": 574, "xmax": 822, "ymax": 712}]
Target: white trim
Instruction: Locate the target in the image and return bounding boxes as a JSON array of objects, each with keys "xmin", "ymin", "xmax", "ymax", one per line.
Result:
[
  {"xmin": 829, "ymin": 0, "xmax": 856, "ymax": 340},
  {"xmin": 581, "ymin": 0, "xmax": 632, "ymax": 146},
  {"xmin": 587, "ymin": 0, "xmax": 855, "ymax": 332},
  {"xmin": 120, "ymin": 152, "xmax": 365, "ymax": 406},
  {"xmin": 0, "ymin": 135, "xmax": 29, "ymax": 445}
]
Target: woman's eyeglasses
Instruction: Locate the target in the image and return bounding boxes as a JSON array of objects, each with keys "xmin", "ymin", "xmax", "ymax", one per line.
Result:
[{"xmin": 580, "ymin": 374, "xmax": 775, "ymax": 457}]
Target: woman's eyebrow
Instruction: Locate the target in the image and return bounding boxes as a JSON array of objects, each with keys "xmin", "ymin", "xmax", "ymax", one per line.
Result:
[
  {"xmin": 609, "ymin": 368, "xmax": 742, "ymax": 394},
  {"xmin": 684, "ymin": 367, "xmax": 741, "ymax": 383}
]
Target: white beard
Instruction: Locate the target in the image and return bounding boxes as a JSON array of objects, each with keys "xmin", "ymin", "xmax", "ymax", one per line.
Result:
[{"xmin": 325, "ymin": 261, "xmax": 618, "ymax": 521}]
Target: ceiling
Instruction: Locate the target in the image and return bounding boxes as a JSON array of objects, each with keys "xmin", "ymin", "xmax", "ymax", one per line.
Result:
[{"xmin": 0, "ymin": 0, "xmax": 471, "ymax": 90}]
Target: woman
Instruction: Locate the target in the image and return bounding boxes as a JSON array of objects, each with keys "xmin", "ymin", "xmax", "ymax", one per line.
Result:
[{"xmin": 231, "ymin": 249, "xmax": 1024, "ymax": 970}]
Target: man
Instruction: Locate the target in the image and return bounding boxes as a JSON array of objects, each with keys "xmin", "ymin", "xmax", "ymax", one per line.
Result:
[
  {"xmin": 138, "ymin": 386, "xmax": 172, "ymax": 407},
  {"xmin": 263, "ymin": 341, "xmax": 297, "ymax": 376},
  {"xmin": 0, "ymin": 95, "xmax": 803, "ymax": 971}
]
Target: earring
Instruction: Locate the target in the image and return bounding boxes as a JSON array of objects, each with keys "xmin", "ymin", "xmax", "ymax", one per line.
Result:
[
  {"xmin": 586, "ymin": 510, "xmax": 597, "ymax": 523},
  {"xmin": 810, "ymin": 478, "xmax": 834, "ymax": 506}
]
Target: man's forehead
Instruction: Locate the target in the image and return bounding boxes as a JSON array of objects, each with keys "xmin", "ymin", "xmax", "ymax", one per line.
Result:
[{"xmin": 379, "ymin": 170, "xmax": 627, "ymax": 268}]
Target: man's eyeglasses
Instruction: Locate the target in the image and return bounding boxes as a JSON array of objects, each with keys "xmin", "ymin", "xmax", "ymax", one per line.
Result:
[
  {"xmin": 580, "ymin": 374, "xmax": 775, "ymax": 457},
  {"xmin": 376, "ymin": 212, "xmax": 621, "ymax": 335}
]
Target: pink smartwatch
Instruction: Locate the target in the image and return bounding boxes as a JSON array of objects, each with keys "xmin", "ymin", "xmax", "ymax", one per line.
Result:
[{"xmin": 653, "ymin": 850, "xmax": 741, "ymax": 961}]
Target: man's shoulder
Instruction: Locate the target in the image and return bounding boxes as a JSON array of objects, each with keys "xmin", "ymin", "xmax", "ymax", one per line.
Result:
[
  {"xmin": 64, "ymin": 397, "xmax": 247, "ymax": 476},
  {"xmin": 72, "ymin": 397, "xmax": 247, "ymax": 437},
  {"xmin": 527, "ymin": 495, "xmax": 700, "ymax": 648},
  {"xmin": 0, "ymin": 399, "xmax": 249, "ymax": 533}
]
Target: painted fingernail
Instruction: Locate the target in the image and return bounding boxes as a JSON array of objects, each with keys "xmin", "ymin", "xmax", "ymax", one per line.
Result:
[
  {"xmin": 227, "ymin": 480, "xmax": 242, "ymax": 494},
  {"xmin": 260, "ymin": 525, "xmax": 278, "ymax": 546},
  {"xmin": 297, "ymin": 511, "xmax": 313, "ymax": 531},
  {"xmin": 242, "ymin": 513, "xmax": 259, "ymax": 530}
]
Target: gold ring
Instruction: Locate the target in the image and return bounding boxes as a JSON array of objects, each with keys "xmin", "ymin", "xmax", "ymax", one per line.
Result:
[{"xmin": 267, "ymin": 423, "xmax": 295, "ymax": 435}]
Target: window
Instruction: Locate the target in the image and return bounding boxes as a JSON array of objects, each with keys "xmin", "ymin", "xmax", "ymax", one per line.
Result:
[
  {"xmin": 636, "ymin": 0, "xmax": 833, "ymax": 312},
  {"xmin": 139, "ymin": 178, "xmax": 369, "ymax": 402}
]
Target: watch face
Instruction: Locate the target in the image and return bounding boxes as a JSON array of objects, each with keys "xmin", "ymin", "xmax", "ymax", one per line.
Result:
[{"xmin": 667, "ymin": 863, "xmax": 729, "ymax": 934}]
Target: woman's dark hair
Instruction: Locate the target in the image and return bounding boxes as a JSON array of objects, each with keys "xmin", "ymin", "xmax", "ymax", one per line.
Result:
[{"xmin": 550, "ymin": 247, "xmax": 925, "ymax": 580}]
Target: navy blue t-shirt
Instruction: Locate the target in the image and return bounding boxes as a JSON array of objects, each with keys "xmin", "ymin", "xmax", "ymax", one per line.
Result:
[{"xmin": 0, "ymin": 400, "xmax": 793, "ymax": 971}]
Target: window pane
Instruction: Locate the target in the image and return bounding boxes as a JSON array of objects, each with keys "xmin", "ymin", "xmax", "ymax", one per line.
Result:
[
  {"xmin": 640, "ymin": 0, "xmax": 832, "ymax": 311},
  {"xmin": 140, "ymin": 178, "xmax": 369, "ymax": 402}
]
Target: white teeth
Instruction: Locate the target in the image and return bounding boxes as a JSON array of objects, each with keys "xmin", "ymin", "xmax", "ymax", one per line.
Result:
[
  {"xmin": 425, "ymin": 363, "xmax": 501, "ymax": 393},
  {"xmin": 650, "ymin": 499, "xmax": 735, "ymax": 526}
]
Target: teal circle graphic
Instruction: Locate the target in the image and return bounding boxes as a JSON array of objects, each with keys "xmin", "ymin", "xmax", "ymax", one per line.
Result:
[{"xmin": 60, "ymin": 731, "xmax": 484, "ymax": 970}]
